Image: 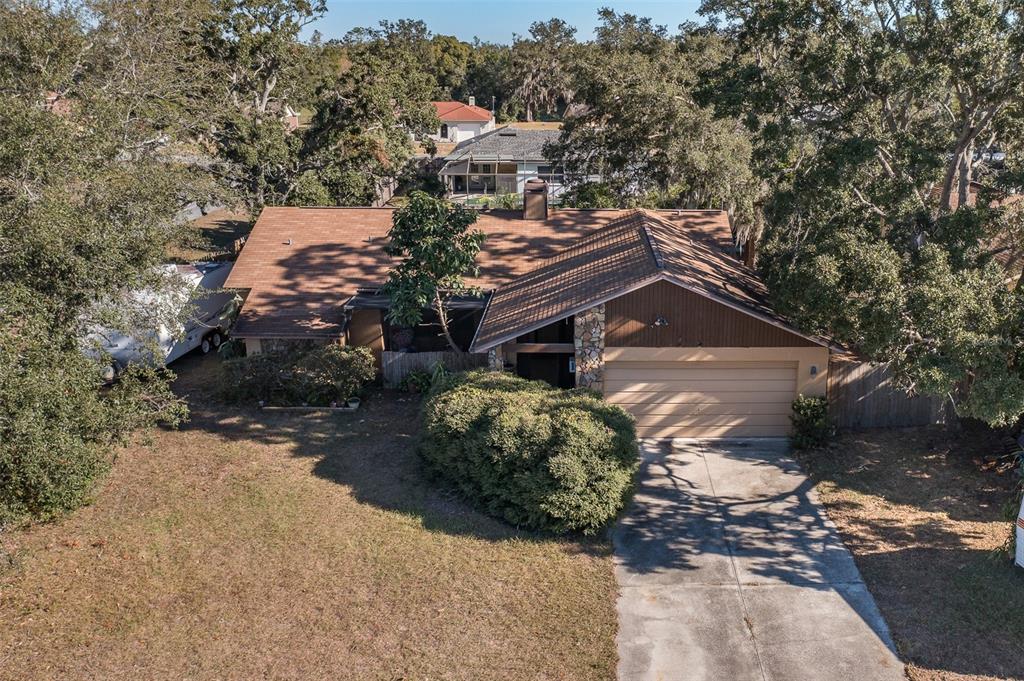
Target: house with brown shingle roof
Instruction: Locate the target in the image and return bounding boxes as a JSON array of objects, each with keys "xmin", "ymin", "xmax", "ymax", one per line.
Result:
[{"xmin": 226, "ymin": 184, "xmax": 833, "ymax": 437}]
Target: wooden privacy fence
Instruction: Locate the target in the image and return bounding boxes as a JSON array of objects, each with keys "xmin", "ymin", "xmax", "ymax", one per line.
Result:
[
  {"xmin": 828, "ymin": 360, "xmax": 950, "ymax": 429},
  {"xmin": 381, "ymin": 351, "xmax": 488, "ymax": 388}
]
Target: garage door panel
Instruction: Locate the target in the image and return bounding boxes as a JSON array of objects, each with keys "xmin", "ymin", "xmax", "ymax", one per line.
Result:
[
  {"xmin": 603, "ymin": 361, "xmax": 798, "ymax": 370},
  {"xmin": 604, "ymin": 367, "xmax": 796, "ymax": 382},
  {"xmin": 604, "ymin": 359, "xmax": 797, "ymax": 438},
  {"xmin": 633, "ymin": 413, "xmax": 791, "ymax": 428},
  {"xmin": 639, "ymin": 424, "xmax": 793, "ymax": 438},
  {"xmin": 621, "ymin": 402, "xmax": 794, "ymax": 416},
  {"xmin": 606, "ymin": 390, "xmax": 797, "ymax": 406},
  {"xmin": 605, "ymin": 379, "xmax": 796, "ymax": 393}
]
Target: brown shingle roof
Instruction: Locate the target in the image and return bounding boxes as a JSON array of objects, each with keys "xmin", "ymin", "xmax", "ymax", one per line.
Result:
[
  {"xmin": 469, "ymin": 210, "xmax": 828, "ymax": 351},
  {"xmin": 225, "ymin": 207, "xmax": 735, "ymax": 338}
]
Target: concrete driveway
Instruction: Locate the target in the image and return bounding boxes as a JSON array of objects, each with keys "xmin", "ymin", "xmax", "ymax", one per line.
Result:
[{"xmin": 613, "ymin": 439, "xmax": 905, "ymax": 681}]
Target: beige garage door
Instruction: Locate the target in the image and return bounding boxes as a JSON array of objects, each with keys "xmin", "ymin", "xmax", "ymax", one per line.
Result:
[{"xmin": 604, "ymin": 361, "xmax": 797, "ymax": 438}]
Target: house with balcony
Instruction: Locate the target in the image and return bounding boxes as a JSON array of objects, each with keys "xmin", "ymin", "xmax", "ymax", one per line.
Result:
[{"xmin": 438, "ymin": 126, "xmax": 567, "ymax": 203}]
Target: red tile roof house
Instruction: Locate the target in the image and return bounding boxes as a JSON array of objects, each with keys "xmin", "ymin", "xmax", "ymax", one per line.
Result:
[
  {"xmin": 225, "ymin": 183, "xmax": 833, "ymax": 438},
  {"xmin": 429, "ymin": 98, "xmax": 496, "ymax": 143}
]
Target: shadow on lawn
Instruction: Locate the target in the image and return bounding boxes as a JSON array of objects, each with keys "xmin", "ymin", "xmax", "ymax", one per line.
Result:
[
  {"xmin": 795, "ymin": 430, "xmax": 1024, "ymax": 680},
  {"xmin": 798, "ymin": 426, "xmax": 1014, "ymax": 523},
  {"xmin": 171, "ymin": 354, "xmax": 1022, "ymax": 677},
  {"xmin": 174, "ymin": 369, "xmax": 608, "ymax": 552},
  {"xmin": 852, "ymin": 545, "xmax": 1024, "ymax": 680}
]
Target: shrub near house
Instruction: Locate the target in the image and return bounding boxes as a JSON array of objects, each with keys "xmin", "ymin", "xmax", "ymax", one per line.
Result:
[
  {"xmin": 420, "ymin": 371, "xmax": 639, "ymax": 534},
  {"xmin": 790, "ymin": 395, "xmax": 832, "ymax": 449},
  {"xmin": 222, "ymin": 345, "xmax": 376, "ymax": 406}
]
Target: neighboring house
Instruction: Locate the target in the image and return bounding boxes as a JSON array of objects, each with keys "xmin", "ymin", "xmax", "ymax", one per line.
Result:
[
  {"xmin": 438, "ymin": 126, "xmax": 569, "ymax": 201},
  {"xmin": 430, "ymin": 99, "xmax": 496, "ymax": 143},
  {"xmin": 225, "ymin": 182, "xmax": 835, "ymax": 438},
  {"xmin": 282, "ymin": 105, "xmax": 301, "ymax": 132}
]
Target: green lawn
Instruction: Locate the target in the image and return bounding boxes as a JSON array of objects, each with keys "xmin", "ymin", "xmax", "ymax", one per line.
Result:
[{"xmin": 0, "ymin": 355, "xmax": 617, "ymax": 681}]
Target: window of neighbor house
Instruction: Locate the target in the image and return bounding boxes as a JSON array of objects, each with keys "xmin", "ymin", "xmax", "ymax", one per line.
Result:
[{"xmin": 536, "ymin": 165, "xmax": 564, "ymax": 183}]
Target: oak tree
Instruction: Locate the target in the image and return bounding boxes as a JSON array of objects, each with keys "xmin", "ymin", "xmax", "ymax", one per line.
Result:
[{"xmin": 700, "ymin": 0, "xmax": 1024, "ymax": 425}]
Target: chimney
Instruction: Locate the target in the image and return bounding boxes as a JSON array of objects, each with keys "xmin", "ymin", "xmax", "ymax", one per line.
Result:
[
  {"xmin": 468, "ymin": 96, "xmax": 476, "ymax": 107},
  {"xmin": 523, "ymin": 178, "xmax": 548, "ymax": 220},
  {"xmin": 743, "ymin": 237, "xmax": 757, "ymax": 268}
]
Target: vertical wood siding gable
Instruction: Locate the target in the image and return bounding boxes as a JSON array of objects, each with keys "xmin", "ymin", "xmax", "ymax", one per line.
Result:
[{"xmin": 604, "ymin": 280, "xmax": 817, "ymax": 348}]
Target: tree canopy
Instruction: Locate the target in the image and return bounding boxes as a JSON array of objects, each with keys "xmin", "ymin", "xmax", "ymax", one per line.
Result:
[
  {"xmin": 383, "ymin": 192, "xmax": 486, "ymax": 353},
  {"xmin": 1, "ymin": 0, "xmax": 195, "ymax": 523},
  {"xmin": 700, "ymin": 0, "xmax": 1024, "ymax": 425},
  {"xmin": 547, "ymin": 11, "xmax": 761, "ymax": 229}
]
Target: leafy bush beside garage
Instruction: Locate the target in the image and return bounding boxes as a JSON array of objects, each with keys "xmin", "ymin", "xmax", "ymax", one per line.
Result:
[
  {"xmin": 420, "ymin": 371, "xmax": 640, "ymax": 534},
  {"xmin": 790, "ymin": 395, "xmax": 832, "ymax": 449}
]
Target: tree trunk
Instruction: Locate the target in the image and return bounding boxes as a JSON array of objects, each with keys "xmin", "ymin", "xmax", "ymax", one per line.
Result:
[
  {"xmin": 257, "ymin": 74, "xmax": 277, "ymax": 115},
  {"xmin": 956, "ymin": 141, "xmax": 975, "ymax": 210},
  {"xmin": 939, "ymin": 118, "xmax": 977, "ymax": 213},
  {"xmin": 434, "ymin": 291, "xmax": 463, "ymax": 354},
  {"xmin": 939, "ymin": 142, "xmax": 970, "ymax": 213}
]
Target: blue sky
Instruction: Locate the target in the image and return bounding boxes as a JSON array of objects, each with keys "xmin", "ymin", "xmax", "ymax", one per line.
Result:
[{"xmin": 308, "ymin": 1, "xmax": 704, "ymax": 43}]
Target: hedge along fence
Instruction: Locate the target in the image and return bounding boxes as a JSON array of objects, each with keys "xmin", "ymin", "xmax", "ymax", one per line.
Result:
[
  {"xmin": 419, "ymin": 370, "xmax": 640, "ymax": 535},
  {"xmin": 221, "ymin": 345, "xmax": 376, "ymax": 407}
]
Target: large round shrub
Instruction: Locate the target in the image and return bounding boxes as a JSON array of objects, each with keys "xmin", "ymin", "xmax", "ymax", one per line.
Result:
[{"xmin": 419, "ymin": 371, "xmax": 639, "ymax": 534}]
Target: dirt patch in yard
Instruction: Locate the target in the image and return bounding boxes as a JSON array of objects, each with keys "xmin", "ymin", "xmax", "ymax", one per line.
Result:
[
  {"xmin": 0, "ymin": 354, "xmax": 617, "ymax": 680},
  {"xmin": 169, "ymin": 210, "xmax": 253, "ymax": 263},
  {"xmin": 797, "ymin": 428, "xmax": 1024, "ymax": 681}
]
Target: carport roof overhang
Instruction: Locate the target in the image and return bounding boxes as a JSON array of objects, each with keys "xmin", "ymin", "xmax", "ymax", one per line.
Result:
[{"xmin": 343, "ymin": 289, "xmax": 488, "ymax": 311}]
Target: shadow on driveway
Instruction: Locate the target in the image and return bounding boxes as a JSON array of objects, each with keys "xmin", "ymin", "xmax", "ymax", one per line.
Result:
[{"xmin": 613, "ymin": 439, "xmax": 906, "ymax": 681}]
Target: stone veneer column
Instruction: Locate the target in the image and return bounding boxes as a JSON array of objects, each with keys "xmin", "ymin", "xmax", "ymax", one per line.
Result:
[
  {"xmin": 574, "ymin": 304, "xmax": 605, "ymax": 390},
  {"xmin": 487, "ymin": 345, "xmax": 504, "ymax": 371}
]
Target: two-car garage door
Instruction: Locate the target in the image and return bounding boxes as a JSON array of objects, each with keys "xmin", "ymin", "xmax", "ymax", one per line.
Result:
[{"xmin": 604, "ymin": 360, "xmax": 798, "ymax": 438}]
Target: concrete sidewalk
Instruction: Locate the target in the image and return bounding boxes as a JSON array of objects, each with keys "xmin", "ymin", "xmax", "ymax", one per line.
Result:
[{"xmin": 612, "ymin": 439, "xmax": 905, "ymax": 681}]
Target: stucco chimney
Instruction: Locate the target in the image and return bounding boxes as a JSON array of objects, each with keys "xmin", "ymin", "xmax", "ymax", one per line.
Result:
[
  {"xmin": 468, "ymin": 96, "xmax": 476, "ymax": 107},
  {"xmin": 523, "ymin": 178, "xmax": 548, "ymax": 220}
]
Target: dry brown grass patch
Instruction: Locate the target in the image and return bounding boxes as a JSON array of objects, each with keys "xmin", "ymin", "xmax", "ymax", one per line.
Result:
[
  {"xmin": 797, "ymin": 427, "xmax": 1023, "ymax": 681},
  {"xmin": 0, "ymin": 355, "xmax": 617, "ymax": 680}
]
